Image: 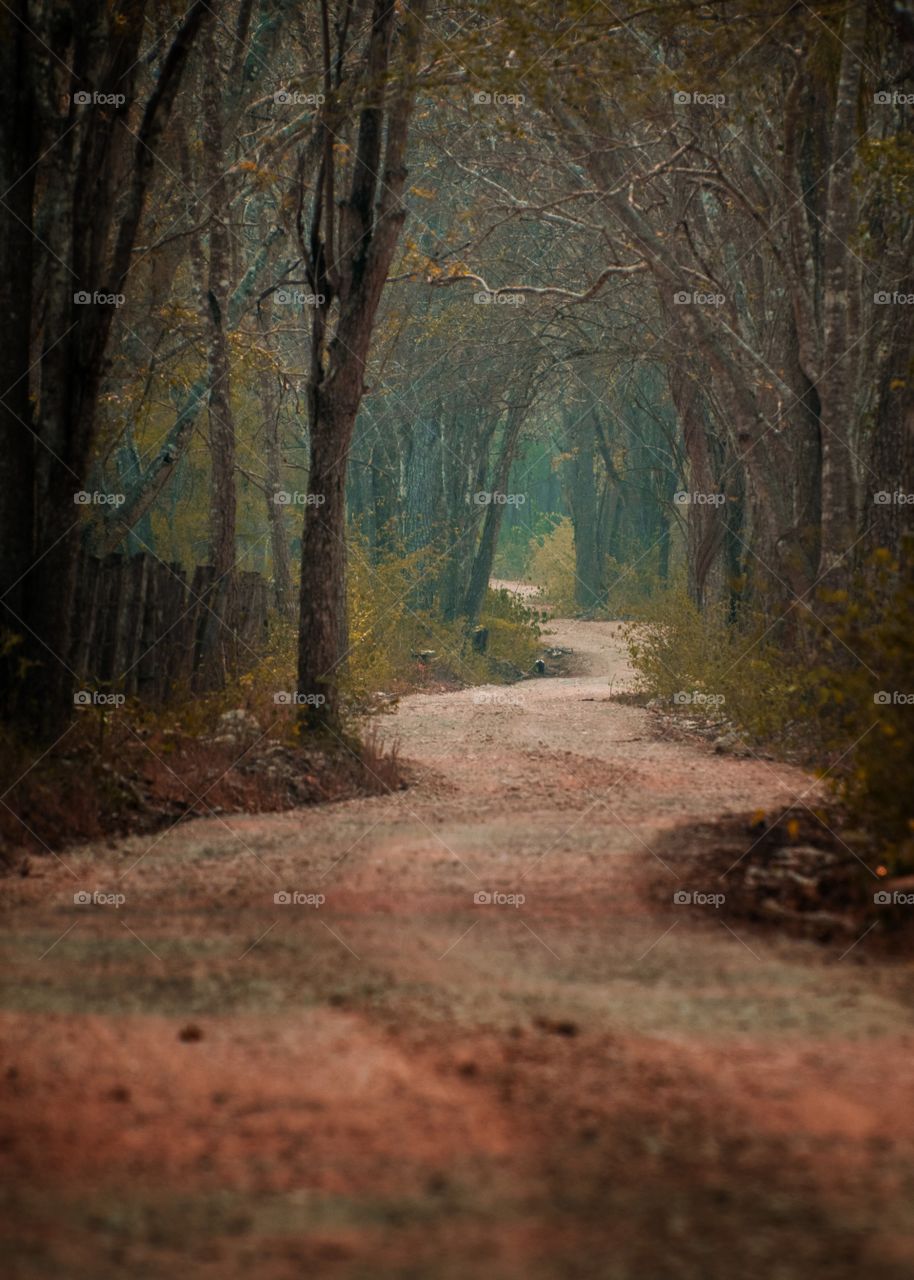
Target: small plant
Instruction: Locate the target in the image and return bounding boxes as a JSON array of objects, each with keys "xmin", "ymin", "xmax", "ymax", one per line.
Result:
[
  {"xmin": 479, "ymin": 585, "xmax": 541, "ymax": 671},
  {"xmin": 813, "ymin": 545, "xmax": 914, "ymax": 872},
  {"xmin": 625, "ymin": 541, "xmax": 914, "ymax": 873},
  {"xmin": 527, "ymin": 517, "xmax": 578, "ymax": 611}
]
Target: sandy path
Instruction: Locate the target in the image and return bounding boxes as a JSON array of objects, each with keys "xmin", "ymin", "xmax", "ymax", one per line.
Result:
[{"xmin": 2, "ymin": 618, "xmax": 914, "ymax": 1279}]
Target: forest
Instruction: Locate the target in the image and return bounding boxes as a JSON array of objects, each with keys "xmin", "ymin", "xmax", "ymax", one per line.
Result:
[{"xmin": 1, "ymin": 1, "xmax": 914, "ymax": 1277}]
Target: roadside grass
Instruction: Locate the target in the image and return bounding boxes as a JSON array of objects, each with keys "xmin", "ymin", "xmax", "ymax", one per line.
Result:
[{"xmin": 624, "ymin": 542, "xmax": 914, "ymax": 876}]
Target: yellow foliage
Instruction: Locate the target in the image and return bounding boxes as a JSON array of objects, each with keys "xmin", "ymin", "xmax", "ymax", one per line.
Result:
[
  {"xmin": 527, "ymin": 517, "xmax": 577, "ymax": 611},
  {"xmin": 626, "ymin": 539, "xmax": 914, "ymax": 873}
]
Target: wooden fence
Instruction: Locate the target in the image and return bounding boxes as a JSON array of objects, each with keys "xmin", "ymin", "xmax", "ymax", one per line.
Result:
[{"xmin": 71, "ymin": 553, "xmax": 271, "ymax": 701}]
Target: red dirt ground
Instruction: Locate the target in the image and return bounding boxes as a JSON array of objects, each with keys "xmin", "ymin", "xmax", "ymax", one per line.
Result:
[{"xmin": 2, "ymin": 617, "xmax": 913, "ymax": 1279}]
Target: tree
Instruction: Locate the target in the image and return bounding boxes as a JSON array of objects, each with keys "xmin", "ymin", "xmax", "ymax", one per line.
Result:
[
  {"xmin": 0, "ymin": 0, "xmax": 209, "ymax": 738},
  {"xmin": 295, "ymin": 0, "xmax": 428, "ymax": 730}
]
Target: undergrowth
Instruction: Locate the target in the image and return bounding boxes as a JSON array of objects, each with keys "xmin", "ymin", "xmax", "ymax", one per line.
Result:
[
  {"xmin": 624, "ymin": 541, "xmax": 914, "ymax": 873},
  {"xmin": 527, "ymin": 517, "xmax": 681, "ymax": 616},
  {"xmin": 1, "ymin": 536, "xmax": 541, "ymax": 863}
]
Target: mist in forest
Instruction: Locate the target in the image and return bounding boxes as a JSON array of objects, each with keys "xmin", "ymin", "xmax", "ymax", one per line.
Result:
[{"xmin": 2, "ymin": 2, "xmax": 914, "ymax": 1277}]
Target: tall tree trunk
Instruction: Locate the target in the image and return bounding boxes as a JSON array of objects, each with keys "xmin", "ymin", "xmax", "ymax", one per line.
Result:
[
  {"xmin": 369, "ymin": 431, "xmax": 399, "ymax": 557},
  {"xmin": 462, "ymin": 407, "xmax": 524, "ymax": 626},
  {"xmin": 567, "ymin": 415, "xmax": 602, "ymax": 611},
  {"xmin": 298, "ymin": 393, "xmax": 352, "ymax": 721},
  {"xmin": 667, "ymin": 364, "xmax": 724, "ymax": 609},
  {"xmin": 260, "ymin": 356, "xmax": 294, "ymax": 619},
  {"xmin": 815, "ymin": 0, "xmax": 866, "ymax": 583},
  {"xmin": 201, "ymin": 23, "xmax": 237, "ymax": 574},
  {"xmin": 439, "ymin": 413, "xmax": 491, "ymax": 620},
  {"xmin": 0, "ymin": 1, "xmax": 207, "ymax": 738},
  {"xmin": 0, "ymin": 0, "xmax": 36, "ymax": 707},
  {"xmin": 296, "ymin": 0, "xmax": 426, "ymax": 730},
  {"xmin": 196, "ymin": 23, "xmax": 238, "ymax": 684},
  {"xmin": 405, "ymin": 418, "xmax": 440, "ymax": 609}
]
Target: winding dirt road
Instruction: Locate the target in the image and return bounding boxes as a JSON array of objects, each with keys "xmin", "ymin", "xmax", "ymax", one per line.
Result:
[{"xmin": 3, "ymin": 618, "xmax": 914, "ymax": 1278}]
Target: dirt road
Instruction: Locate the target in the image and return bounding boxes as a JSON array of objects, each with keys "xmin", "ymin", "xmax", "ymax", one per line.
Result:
[{"xmin": 2, "ymin": 619, "xmax": 914, "ymax": 1278}]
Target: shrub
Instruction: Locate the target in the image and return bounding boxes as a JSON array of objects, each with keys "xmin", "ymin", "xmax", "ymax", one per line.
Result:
[
  {"xmin": 813, "ymin": 545, "xmax": 914, "ymax": 871},
  {"xmin": 341, "ymin": 534, "xmax": 541, "ymax": 701},
  {"xmin": 527, "ymin": 516, "xmax": 577, "ymax": 611},
  {"xmin": 528, "ymin": 518, "xmax": 682, "ymax": 617},
  {"xmin": 493, "ymin": 510, "xmax": 559, "ymax": 581},
  {"xmin": 603, "ymin": 551, "xmax": 682, "ymax": 618},
  {"xmin": 479, "ymin": 585, "xmax": 541, "ymax": 672},
  {"xmin": 624, "ymin": 588, "xmax": 818, "ymax": 744},
  {"xmin": 625, "ymin": 542, "xmax": 914, "ymax": 871},
  {"xmin": 229, "ymin": 531, "xmax": 541, "ymax": 715}
]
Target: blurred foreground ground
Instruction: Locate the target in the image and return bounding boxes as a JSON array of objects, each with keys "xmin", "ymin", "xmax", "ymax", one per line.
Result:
[{"xmin": 2, "ymin": 616, "xmax": 913, "ymax": 1279}]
